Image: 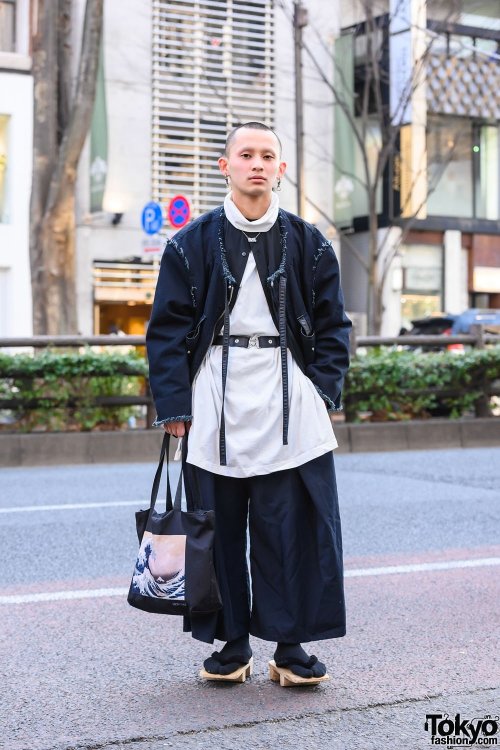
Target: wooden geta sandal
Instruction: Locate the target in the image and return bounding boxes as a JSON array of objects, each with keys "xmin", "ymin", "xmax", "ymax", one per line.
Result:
[
  {"xmin": 199, "ymin": 657, "xmax": 253, "ymax": 683},
  {"xmin": 268, "ymin": 659, "xmax": 329, "ymax": 687}
]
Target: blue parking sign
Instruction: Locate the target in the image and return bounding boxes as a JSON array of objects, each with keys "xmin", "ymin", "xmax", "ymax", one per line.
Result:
[{"xmin": 141, "ymin": 202, "xmax": 164, "ymax": 235}]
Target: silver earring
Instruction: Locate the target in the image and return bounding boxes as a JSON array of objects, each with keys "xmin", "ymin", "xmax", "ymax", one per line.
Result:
[
  {"xmin": 275, "ymin": 178, "xmax": 281, "ymax": 192},
  {"xmin": 225, "ymin": 175, "xmax": 230, "ymax": 187}
]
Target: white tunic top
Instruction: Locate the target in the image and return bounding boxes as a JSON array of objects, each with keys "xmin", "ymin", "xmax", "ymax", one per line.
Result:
[{"xmin": 186, "ymin": 251, "xmax": 337, "ymax": 477}]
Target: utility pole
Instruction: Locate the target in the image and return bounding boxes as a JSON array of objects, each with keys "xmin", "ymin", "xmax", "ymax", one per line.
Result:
[{"xmin": 293, "ymin": 1, "xmax": 308, "ymax": 217}]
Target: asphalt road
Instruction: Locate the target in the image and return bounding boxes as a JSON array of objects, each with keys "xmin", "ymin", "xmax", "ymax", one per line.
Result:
[{"xmin": 1, "ymin": 447, "xmax": 499, "ymax": 750}]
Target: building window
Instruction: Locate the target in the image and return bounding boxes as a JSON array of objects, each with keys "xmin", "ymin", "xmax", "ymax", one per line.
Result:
[
  {"xmin": 0, "ymin": 115, "xmax": 9, "ymax": 223},
  {"xmin": 427, "ymin": 116, "xmax": 473, "ymax": 218},
  {"xmin": 400, "ymin": 244, "xmax": 443, "ymax": 328},
  {"xmin": 0, "ymin": 0, "xmax": 16, "ymax": 52},
  {"xmin": 427, "ymin": 116, "xmax": 500, "ymax": 221},
  {"xmin": 460, "ymin": 1, "xmax": 500, "ymax": 33},
  {"xmin": 351, "ymin": 116, "xmax": 383, "ymax": 218},
  {"xmin": 476, "ymin": 124, "xmax": 499, "ymax": 221},
  {"xmin": 152, "ymin": 0, "xmax": 275, "ymax": 218}
]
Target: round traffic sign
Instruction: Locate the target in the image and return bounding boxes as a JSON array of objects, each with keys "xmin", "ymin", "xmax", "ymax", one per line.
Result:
[
  {"xmin": 141, "ymin": 202, "xmax": 164, "ymax": 235},
  {"xmin": 168, "ymin": 195, "xmax": 191, "ymax": 229}
]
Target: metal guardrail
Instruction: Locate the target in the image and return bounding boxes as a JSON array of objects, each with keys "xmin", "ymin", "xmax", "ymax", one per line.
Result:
[
  {"xmin": 1, "ymin": 324, "xmax": 500, "ymax": 351},
  {"xmin": 1, "ymin": 326, "xmax": 499, "ymax": 425},
  {"xmin": 0, "ymin": 336, "xmax": 147, "ymax": 347},
  {"xmin": 351, "ymin": 324, "xmax": 500, "ymax": 353},
  {"xmin": 0, "ymin": 336, "xmax": 155, "ymax": 428}
]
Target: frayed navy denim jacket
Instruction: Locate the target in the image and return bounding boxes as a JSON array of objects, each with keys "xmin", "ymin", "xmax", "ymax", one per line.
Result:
[{"xmin": 146, "ymin": 206, "xmax": 352, "ymax": 425}]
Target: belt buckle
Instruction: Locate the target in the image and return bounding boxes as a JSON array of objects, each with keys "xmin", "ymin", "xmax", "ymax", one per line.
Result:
[{"xmin": 248, "ymin": 334, "xmax": 259, "ymax": 348}]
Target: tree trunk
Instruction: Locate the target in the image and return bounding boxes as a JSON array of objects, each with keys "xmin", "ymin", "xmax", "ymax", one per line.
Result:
[
  {"xmin": 30, "ymin": 1, "xmax": 58, "ymax": 334},
  {"xmin": 367, "ymin": 191, "xmax": 380, "ymax": 335},
  {"xmin": 30, "ymin": 0, "xmax": 104, "ymax": 334},
  {"xmin": 39, "ymin": 193, "xmax": 77, "ymax": 333},
  {"xmin": 373, "ymin": 269, "xmax": 384, "ymax": 336}
]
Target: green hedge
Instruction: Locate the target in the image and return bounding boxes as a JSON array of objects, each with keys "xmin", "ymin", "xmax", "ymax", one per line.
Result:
[
  {"xmin": 0, "ymin": 350, "xmax": 148, "ymax": 432},
  {"xmin": 1, "ymin": 347, "xmax": 499, "ymax": 432},
  {"xmin": 343, "ymin": 347, "xmax": 500, "ymax": 422}
]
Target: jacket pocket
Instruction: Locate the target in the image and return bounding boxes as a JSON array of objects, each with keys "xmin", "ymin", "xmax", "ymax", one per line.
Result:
[
  {"xmin": 186, "ymin": 314, "xmax": 206, "ymax": 354},
  {"xmin": 297, "ymin": 313, "xmax": 315, "ymax": 364},
  {"xmin": 297, "ymin": 313, "xmax": 313, "ymax": 336}
]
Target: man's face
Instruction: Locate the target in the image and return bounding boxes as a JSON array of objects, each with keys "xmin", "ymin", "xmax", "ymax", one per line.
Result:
[{"xmin": 218, "ymin": 128, "xmax": 286, "ymax": 202}]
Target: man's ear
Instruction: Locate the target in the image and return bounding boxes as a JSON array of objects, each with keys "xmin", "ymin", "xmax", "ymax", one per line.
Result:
[
  {"xmin": 278, "ymin": 161, "xmax": 287, "ymax": 180},
  {"xmin": 218, "ymin": 156, "xmax": 228, "ymax": 176}
]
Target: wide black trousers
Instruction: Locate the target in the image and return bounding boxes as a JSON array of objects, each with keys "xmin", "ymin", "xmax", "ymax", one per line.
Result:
[{"xmin": 183, "ymin": 450, "xmax": 346, "ymax": 645}]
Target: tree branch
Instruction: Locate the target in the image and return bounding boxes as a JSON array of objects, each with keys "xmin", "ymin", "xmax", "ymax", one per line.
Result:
[{"xmin": 283, "ymin": 172, "xmax": 370, "ymax": 273}]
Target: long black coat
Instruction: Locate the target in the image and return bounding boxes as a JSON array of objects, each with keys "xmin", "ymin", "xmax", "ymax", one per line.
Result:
[{"xmin": 146, "ymin": 206, "xmax": 352, "ymax": 423}]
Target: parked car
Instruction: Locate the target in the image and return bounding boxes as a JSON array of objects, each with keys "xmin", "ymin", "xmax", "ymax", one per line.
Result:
[
  {"xmin": 450, "ymin": 308, "xmax": 500, "ymax": 335},
  {"xmin": 400, "ymin": 313, "xmax": 457, "ymax": 352},
  {"xmin": 401, "ymin": 313, "xmax": 457, "ymax": 338},
  {"xmin": 401, "ymin": 309, "xmax": 500, "ymax": 350}
]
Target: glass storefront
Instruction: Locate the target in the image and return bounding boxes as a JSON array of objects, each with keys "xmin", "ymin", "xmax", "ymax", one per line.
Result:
[
  {"xmin": 427, "ymin": 116, "xmax": 473, "ymax": 218},
  {"xmin": 400, "ymin": 244, "xmax": 443, "ymax": 328},
  {"xmin": 92, "ymin": 261, "xmax": 158, "ymax": 335},
  {"xmin": 477, "ymin": 125, "xmax": 500, "ymax": 220},
  {"xmin": 427, "ymin": 116, "xmax": 500, "ymax": 221}
]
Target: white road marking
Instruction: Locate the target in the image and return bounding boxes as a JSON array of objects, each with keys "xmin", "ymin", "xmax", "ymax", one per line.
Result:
[
  {"xmin": 1, "ymin": 557, "xmax": 499, "ymax": 606},
  {"xmin": 0, "ymin": 588, "xmax": 129, "ymax": 605},
  {"xmin": 0, "ymin": 500, "xmax": 145, "ymax": 514},
  {"xmin": 345, "ymin": 557, "xmax": 500, "ymax": 577}
]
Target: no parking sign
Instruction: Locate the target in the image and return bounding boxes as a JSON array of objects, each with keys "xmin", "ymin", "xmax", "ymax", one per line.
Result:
[{"xmin": 167, "ymin": 195, "xmax": 191, "ymax": 229}]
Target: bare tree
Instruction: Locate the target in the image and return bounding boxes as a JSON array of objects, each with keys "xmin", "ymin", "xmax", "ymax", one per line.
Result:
[{"xmin": 30, "ymin": 0, "xmax": 104, "ymax": 334}]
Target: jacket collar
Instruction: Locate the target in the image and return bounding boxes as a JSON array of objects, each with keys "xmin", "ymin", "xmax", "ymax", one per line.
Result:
[{"xmin": 217, "ymin": 206, "xmax": 289, "ymax": 287}]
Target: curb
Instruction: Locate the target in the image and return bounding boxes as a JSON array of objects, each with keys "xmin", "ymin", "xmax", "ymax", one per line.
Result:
[
  {"xmin": 1, "ymin": 419, "xmax": 499, "ymax": 467},
  {"xmin": 0, "ymin": 430, "xmax": 164, "ymax": 468},
  {"xmin": 333, "ymin": 417, "xmax": 500, "ymax": 454}
]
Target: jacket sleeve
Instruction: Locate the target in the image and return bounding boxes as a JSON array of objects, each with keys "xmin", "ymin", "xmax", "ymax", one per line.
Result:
[
  {"xmin": 146, "ymin": 240, "xmax": 196, "ymax": 424},
  {"xmin": 306, "ymin": 241, "xmax": 352, "ymax": 411}
]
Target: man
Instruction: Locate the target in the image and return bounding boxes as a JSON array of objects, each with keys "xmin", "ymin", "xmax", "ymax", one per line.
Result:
[{"xmin": 146, "ymin": 122, "xmax": 351, "ymax": 685}]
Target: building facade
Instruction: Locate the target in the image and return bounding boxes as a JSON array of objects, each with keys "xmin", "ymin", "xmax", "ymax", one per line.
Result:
[
  {"xmin": 75, "ymin": 0, "xmax": 340, "ymax": 335},
  {"xmin": 336, "ymin": 0, "xmax": 500, "ymax": 334},
  {"xmin": 8, "ymin": 1, "xmax": 495, "ymax": 338},
  {"xmin": 0, "ymin": 1, "xmax": 347, "ymax": 337},
  {"xmin": 0, "ymin": 0, "xmax": 32, "ymax": 338},
  {"xmin": 73, "ymin": 0, "xmax": 153, "ymax": 335}
]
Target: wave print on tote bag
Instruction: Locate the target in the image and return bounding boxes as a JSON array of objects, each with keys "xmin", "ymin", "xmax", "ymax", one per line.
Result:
[{"xmin": 131, "ymin": 531, "xmax": 186, "ymax": 601}]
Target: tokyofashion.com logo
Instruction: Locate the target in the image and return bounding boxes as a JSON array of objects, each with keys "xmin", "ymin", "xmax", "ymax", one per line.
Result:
[{"xmin": 425, "ymin": 714, "xmax": 499, "ymax": 746}]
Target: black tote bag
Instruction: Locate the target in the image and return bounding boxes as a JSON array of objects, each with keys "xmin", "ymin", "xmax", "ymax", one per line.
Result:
[{"xmin": 127, "ymin": 433, "xmax": 222, "ymax": 616}]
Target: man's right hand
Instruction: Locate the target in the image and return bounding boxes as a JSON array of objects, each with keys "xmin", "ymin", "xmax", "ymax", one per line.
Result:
[{"xmin": 163, "ymin": 420, "xmax": 191, "ymax": 437}]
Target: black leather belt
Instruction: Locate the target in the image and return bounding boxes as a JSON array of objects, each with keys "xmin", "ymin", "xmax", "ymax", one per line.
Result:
[{"xmin": 213, "ymin": 335, "xmax": 279, "ymax": 348}]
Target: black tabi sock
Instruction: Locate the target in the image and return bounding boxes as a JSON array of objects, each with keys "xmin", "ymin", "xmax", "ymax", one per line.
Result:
[
  {"xmin": 274, "ymin": 642, "xmax": 327, "ymax": 678},
  {"xmin": 203, "ymin": 634, "xmax": 252, "ymax": 675}
]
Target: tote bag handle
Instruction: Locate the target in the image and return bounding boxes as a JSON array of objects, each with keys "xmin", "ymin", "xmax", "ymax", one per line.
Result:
[
  {"xmin": 149, "ymin": 433, "xmax": 184, "ymax": 514},
  {"xmin": 149, "ymin": 432, "xmax": 199, "ymax": 518}
]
